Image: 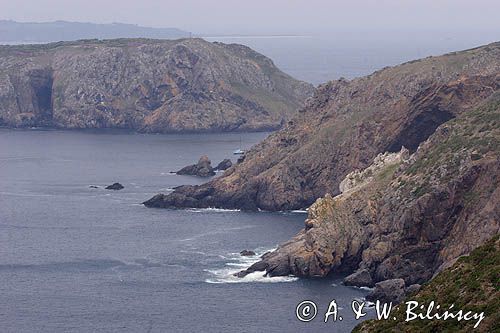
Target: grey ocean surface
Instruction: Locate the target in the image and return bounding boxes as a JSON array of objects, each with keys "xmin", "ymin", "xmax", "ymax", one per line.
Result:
[
  {"xmin": 205, "ymin": 32, "xmax": 500, "ymax": 85},
  {"xmin": 0, "ymin": 129, "xmax": 372, "ymax": 333}
]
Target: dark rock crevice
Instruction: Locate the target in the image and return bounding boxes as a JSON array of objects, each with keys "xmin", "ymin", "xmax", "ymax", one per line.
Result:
[
  {"xmin": 387, "ymin": 107, "xmax": 454, "ymax": 153},
  {"xmin": 28, "ymin": 68, "xmax": 54, "ymax": 125}
]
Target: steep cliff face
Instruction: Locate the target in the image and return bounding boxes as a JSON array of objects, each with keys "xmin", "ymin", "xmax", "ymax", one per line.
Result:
[
  {"xmin": 0, "ymin": 38, "xmax": 314, "ymax": 132},
  {"xmin": 144, "ymin": 42, "xmax": 500, "ymax": 211},
  {"xmin": 239, "ymin": 92, "xmax": 500, "ymax": 288}
]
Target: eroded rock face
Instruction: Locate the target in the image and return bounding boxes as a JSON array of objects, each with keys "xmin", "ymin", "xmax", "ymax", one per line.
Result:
[
  {"xmin": 239, "ymin": 93, "xmax": 500, "ymax": 289},
  {"xmin": 238, "ymin": 149, "xmax": 409, "ymax": 278},
  {"xmin": 0, "ymin": 39, "xmax": 314, "ymax": 132},
  {"xmin": 146, "ymin": 42, "xmax": 500, "ymax": 211}
]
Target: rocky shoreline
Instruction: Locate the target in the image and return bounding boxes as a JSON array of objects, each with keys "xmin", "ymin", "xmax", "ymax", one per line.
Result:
[
  {"xmin": 236, "ymin": 93, "xmax": 499, "ymax": 298},
  {"xmin": 144, "ymin": 42, "xmax": 500, "ymax": 302},
  {"xmin": 173, "ymin": 155, "xmax": 233, "ymax": 177}
]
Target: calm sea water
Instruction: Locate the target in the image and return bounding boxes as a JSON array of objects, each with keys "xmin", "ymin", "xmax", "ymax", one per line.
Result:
[{"xmin": 0, "ymin": 129, "xmax": 372, "ymax": 333}]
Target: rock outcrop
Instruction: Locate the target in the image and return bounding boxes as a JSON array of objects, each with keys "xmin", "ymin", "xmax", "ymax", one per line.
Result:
[
  {"xmin": 0, "ymin": 38, "xmax": 314, "ymax": 132},
  {"xmin": 105, "ymin": 182, "xmax": 124, "ymax": 190},
  {"xmin": 176, "ymin": 155, "xmax": 215, "ymax": 177},
  {"xmin": 215, "ymin": 159, "xmax": 232, "ymax": 171},
  {"xmin": 237, "ymin": 92, "xmax": 500, "ymax": 290},
  {"xmin": 145, "ymin": 42, "xmax": 500, "ymax": 211},
  {"xmin": 240, "ymin": 250, "xmax": 256, "ymax": 256}
]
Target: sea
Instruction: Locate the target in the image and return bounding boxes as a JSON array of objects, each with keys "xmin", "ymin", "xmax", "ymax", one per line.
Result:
[
  {"xmin": 0, "ymin": 129, "xmax": 372, "ymax": 332},
  {"xmin": 2, "ymin": 32, "xmax": 497, "ymax": 332},
  {"xmin": 205, "ymin": 31, "xmax": 500, "ymax": 85}
]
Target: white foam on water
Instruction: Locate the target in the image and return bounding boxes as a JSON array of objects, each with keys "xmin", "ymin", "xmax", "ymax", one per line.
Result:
[
  {"xmin": 205, "ymin": 269, "xmax": 298, "ymax": 284},
  {"xmin": 290, "ymin": 209, "xmax": 308, "ymax": 213},
  {"xmin": 187, "ymin": 207, "xmax": 241, "ymax": 213},
  {"xmin": 204, "ymin": 247, "xmax": 297, "ymax": 284},
  {"xmin": 359, "ymin": 286, "xmax": 374, "ymax": 291}
]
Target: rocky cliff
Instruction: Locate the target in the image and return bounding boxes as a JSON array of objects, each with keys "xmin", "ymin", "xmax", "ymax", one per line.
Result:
[
  {"xmin": 144, "ymin": 42, "xmax": 500, "ymax": 210},
  {"xmin": 144, "ymin": 42, "xmax": 499, "ymax": 294},
  {"xmin": 0, "ymin": 38, "xmax": 313, "ymax": 132},
  {"xmin": 239, "ymin": 91, "xmax": 500, "ymax": 288}
]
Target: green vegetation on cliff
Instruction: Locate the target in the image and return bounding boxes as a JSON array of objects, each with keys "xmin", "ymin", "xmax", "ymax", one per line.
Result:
[{"xmin": 354, "ymin": 235, "xmax": 500, "ymax": 333}]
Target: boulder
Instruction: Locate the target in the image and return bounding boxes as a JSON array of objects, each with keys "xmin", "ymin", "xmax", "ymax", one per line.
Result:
[
  {"xmin": 176, "ymin": 155, "xmax": 215, "ymax": 177},
  {"xmin": 215, "ymin": 159, "xmax": 232, "ymax": 171},
  {"xmin": 405, "ymin": 284, "xmax": 422, "ymax": 295},
  {"xmin": 366, "ymin": 279, "xmax": 406, "ymax": 304},
  {"xmin": 105, "ymin": 183, "xmax": 124, "ymax": 190},
  {"xmin": 344, "ymin": 269, "xmax": 374, "ymax": 287},
  {"xmin": 240, "ymin": 250, "xmax": 256, "ymax": 256}
]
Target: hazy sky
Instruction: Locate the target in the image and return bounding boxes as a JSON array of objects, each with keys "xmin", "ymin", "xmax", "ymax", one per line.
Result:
[{"xmin": 1, "ymin": 0, "xmax": 500, "ymax": 35}]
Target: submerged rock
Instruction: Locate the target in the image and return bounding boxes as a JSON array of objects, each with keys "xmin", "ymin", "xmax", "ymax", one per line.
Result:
[
  {"xmin": 176, "ymin": 155, "xmax": 215, "ymax": 177},
  {"xmin": 105, "ymin": 183, "xmax": 124, "ymax": 190}
]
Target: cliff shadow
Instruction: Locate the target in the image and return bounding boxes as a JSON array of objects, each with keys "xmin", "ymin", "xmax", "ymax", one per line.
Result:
[
  {"xmin": 28, "ymin": 68, "xmax": 54, "ymax": 125},
  {"xmin": 387, "ymin": 106, "xmax": 454, "ymax": 153}
]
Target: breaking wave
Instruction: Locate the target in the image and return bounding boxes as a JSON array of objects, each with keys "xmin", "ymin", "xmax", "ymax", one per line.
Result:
[{"xmin": 204, "ymin": 247, "xmax": 298, "ymax": 284}]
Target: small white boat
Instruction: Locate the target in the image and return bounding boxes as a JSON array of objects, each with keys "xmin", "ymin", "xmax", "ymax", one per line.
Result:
[{"xmin": 233, "ymin": 136, "xmax": 245, "ymax": 155}]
